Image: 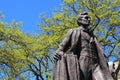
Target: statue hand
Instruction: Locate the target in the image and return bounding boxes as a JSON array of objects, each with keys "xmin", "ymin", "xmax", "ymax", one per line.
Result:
[{"xmin": 53, "ymin": 51, "xmax": 63, "ymax": 63}]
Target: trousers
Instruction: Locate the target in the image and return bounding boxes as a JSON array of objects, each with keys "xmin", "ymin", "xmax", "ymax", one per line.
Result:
[{"xmin": 79, "ymin": 56, "xmax": 107, "ymax": 80}]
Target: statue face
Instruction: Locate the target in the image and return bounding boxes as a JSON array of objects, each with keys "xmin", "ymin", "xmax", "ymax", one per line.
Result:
[{"xmin": 77, "ymin": 12, "xmax": 90, "ymax": 27}]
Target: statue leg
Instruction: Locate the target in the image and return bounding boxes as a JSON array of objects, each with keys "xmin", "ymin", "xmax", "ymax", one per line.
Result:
[
  {"xmin": 92, "ymin": 65, "xmax": 106, "ymax": 80},
  {"xmin": 79, "ymin": 56, "xmax": 92, "ymax": 80}
]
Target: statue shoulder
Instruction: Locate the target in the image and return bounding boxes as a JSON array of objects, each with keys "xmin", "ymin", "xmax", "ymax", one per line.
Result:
[
  {"xmin": 72, "ymin": 27, "xmax": 83, "ymax": 32},
  {"xmin": 67, "ymin": 29, "xmax": 74, "ymax": 34},
  {"xmin": 69, "ymin": 29, "xmax": 73, "ymax": 32},
  {"xmin": 67, "ymin": 27, "xmax": 82, "ymax": 34}
]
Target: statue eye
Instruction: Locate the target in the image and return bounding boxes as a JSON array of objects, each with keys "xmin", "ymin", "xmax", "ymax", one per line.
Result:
[{"xmin": 85, "ymin": 16, "xmax": 89, "ymax": 19}]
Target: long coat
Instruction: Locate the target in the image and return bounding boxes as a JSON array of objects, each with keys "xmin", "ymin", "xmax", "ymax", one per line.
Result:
[{"xmin": 53, "ymin": 27, "xmax": 113, "ymax": 80}]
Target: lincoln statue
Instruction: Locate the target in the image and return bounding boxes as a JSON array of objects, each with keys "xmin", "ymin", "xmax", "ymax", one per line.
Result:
[{"xmin": 53, "ymin": 12, "xmax": 113, "ymax": 80}]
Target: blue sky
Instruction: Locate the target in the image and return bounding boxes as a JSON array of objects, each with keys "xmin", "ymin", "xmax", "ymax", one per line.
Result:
[{"xmin": 0, "ymin": 0, "xmax": 61, "ymax": 33}]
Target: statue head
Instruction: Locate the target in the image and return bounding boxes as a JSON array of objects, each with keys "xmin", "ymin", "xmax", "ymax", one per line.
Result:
[{"xmin": 77, "ymin": 12, "xmax": 90, "ymax": 27}]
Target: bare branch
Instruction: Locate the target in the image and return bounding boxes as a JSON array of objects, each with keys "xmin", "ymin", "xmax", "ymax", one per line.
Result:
[
  {"xmin": 91, "ymin": 14, "xmax": 100, "ymax": 32},
  {"xmin": 107, "ymin": 45, "xmax": 116, "ymax": 58}
]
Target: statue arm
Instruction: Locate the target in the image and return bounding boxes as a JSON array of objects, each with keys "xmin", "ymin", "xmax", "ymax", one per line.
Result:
[{"xmin": 55, "ymin": 29, "xmax": 73, "ymax": 54}]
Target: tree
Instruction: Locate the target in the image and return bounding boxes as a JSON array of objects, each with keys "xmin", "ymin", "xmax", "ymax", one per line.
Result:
[
  {"xmin": 0, "ymin": 20, "xmax": 37, "ymax": 79},
  {"xmin": 0, "ymin": 20, "xmax": 52, "ymax": 80},
  {"xmin": 38, "ymin": 0, "xmax": 120, "ymax": 79}
]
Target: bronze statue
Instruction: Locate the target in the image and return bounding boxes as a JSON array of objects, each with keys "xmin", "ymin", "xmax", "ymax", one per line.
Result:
[{"xmin": 53, "ymin": 12, "xmax": 113, "ymax": 80}]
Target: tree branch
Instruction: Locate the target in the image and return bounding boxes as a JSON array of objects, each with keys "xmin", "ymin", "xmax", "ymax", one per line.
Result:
[{"xmin": 107, "ymin": 45, "xmax": 116, "ymax": 58}]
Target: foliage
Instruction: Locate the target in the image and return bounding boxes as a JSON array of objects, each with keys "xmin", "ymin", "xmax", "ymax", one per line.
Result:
[{"xmin": 0, "ymin": 21, "xmax": 52, "ymax": 80}]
